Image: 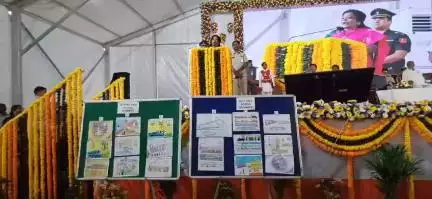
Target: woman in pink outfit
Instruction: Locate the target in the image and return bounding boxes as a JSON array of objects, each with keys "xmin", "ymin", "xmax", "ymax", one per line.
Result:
[{"xmin": 327, "ymin": 9, "xmax": 390, "ymax": 89}]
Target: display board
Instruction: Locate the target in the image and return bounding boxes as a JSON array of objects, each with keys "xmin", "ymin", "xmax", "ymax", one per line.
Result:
[
  {"xmin": 76, "ymin": 99, "xmax": 181, "ymax": 180},
  {"xmin": 189, "ymin": 96, "xmax": 303, "ymax": 178}
]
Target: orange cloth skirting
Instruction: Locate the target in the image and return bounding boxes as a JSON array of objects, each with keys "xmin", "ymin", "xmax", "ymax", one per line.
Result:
[{"xmin": 115, "ymin": 178, "xmax": 432, "ymax": 199}]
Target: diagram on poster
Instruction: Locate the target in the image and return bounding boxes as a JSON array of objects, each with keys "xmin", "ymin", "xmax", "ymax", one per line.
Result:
[
  {"xmin": 147, "ymin": 138, "xmax": 173, "ymax": 158},
  {"xmin": 86, "ymin": 120, "xmax": 113, "ymax": 158},
  {"xmin": 84, "ymin": 159, "xmax": 109, "ymax": 178},
  {"xmin": 263, "ymin": 114, "xmax": 291, "ymax": 134},
  {"xmin": 234, "ymin": 155, "xmax": 263, "ymax": 176},
  {"xmin": 113, "ymin": 156, "xmax": 140, "ymax": 177},
  {"xmin": 265, "ymin": 155, "xmax": 294, "ymax": 174},
  {"xmin": 114, "ymin": 136, "xmax": 140, "ymax": 156},
  {"xmin": 264, "ymin": 135, "xmax": 293, "ymax": 155},
  {"xmin": 233, "ymin": 134, "xmax": 262, "ymax": 154},
  {"xmin": 198, "ymin": 138, "xmax": 224, "ymax": 171},
  {"xmin": 196, "ymin": 113, "xmax": 232, "ymax": 137},
  {"xmin": 145, "ymin": 157, "xmax": 172, "ymax": 177},
  {"xmin": 148, "ymin": 118, "xmax": 174, "ymax": 137},
  {"xmin": 115, "ymin": 117, "xmax": 141, "ymax": 136},
  {"xmin": 232, "ymin": 112, "xmax": 260, "ymax": 131}
]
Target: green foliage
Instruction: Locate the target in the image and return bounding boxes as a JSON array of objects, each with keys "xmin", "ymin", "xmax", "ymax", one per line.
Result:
[{"xmin": 365, "ymin": 144, "xmax": 423, "ymax": 199}]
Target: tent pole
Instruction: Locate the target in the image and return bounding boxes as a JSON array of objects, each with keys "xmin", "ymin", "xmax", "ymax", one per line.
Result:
[
  {"xmin": 104, "ymin": 48, "xmax": 111, "ymax": 86},
  {"xmin": 10, "ymin": 6, "xmax": 23, "ymax": 105},
  {"xmin": 153, "ymin": 32, "xmax": 158, "ymax": 98}
]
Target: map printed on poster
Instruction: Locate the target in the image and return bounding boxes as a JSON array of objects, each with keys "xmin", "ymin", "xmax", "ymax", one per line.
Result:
[
  {"xmin": 263, "ymin": 114, "xmax": 292, "ymax": 134},
  {"xmin": 196, "ymin": 113, "xmax": 232, "ymax": 137},
  {"xmin": 114, "ymin": 136, "xmax": 140, "ymax": 157},
  {"xmin": 265, "ymin": 155, "xmax": 295, "ymax": 174},
  {"xmin": 147, "ymin": 138, "xmax": 173, "ymax": 158},
  {"xmin": 198, "ymin": 138, "xmax": 224, "ymax": 171},
  {"xmin": 117, "ymin": 101, "xmax": 139, "ymax": 114},
  {"xmin": 115, "ymin": 117, "xmax": 141, "ymax": 136},
  {"xmin": 233, "ymin": 134, "xmax": 262, "ymax": 154},
  {"xmin": 264, "ymin": 135, "xmax": 293, "ymax": 155},
  {"xmin": 84, "ymin": 159, "xmax": 110, "ymax": 178},
  {"xmin": 113, "ymin": 156, "xmax": 140, "ymax": 177},
  {"xmin": 232, "ymin": 112, "xmax": 260, "ymax": 132},
  {"xmin": 236, "ymin": 97, "xmax": 255, "ymax": 111},
  {"xmin": 234, "ymin": 155, "xmax": 263, "ymax": 176},
  {"xmin": 145, "ymin": 157, "xmax": 173, "ymax": 177},
  {"xmin": 86, "ymin": 120, "xmax": 113, "ymax": 158}
]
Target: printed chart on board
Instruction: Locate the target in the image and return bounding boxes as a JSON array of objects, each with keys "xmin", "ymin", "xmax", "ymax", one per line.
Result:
[
  {"xmin": 76, "ymin": 99, "xmax": 181, "ymax": 180},
  {"xmin": 190, "ymin": 96, "xmax": 303, "ymax": 178}
]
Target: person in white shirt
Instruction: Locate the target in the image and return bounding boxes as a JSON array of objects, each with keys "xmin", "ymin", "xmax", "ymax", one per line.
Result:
[
  {"xmin": 259, "ymin": 62, "xmax": 275, "ymax": 95},
  {"xmin": 232, "ymin": 40, "xmax": 248, "ymax": 95},
  {"xmin": 402, "ymin": 61, "xmax": 425, "ymax": 87}
]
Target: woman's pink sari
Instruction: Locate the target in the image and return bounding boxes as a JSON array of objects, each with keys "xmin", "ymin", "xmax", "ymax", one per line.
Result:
[{"xmin": 332, "ymin": 27, "xmax": 390, "ymax": 76}]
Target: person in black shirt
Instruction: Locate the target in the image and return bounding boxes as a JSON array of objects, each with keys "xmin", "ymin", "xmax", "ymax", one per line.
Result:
[
  {"xmin": 371, "ymin": 8, "xmax": 411, "ymax": 76},
  {"xmin": 1, "ymin": 105, "xmax": 23, "ymax": 126}
]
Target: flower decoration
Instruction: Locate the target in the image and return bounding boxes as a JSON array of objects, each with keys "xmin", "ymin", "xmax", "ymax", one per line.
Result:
[
  {"xmin": 227, "ymin": 22, "xmax": 234, "ymax": 33},
  {"xmin": 315, "ymin": 178, "xmax": 343, "ymax": 199},
  {"xmin": 395, "ymin": 80, "xmax": 414, "ymax": 89},
  {"xmin": 220, "ymin": 33, "xmax": 226, "ymax": 44},
  {"xmin": 263, "ymin": 38, "xmax": 367, "ymax": 75},
  {"xmin": 201, "ymin": 0, "xmax": 377, "ymax": 48},
  {"xmin": 210, "ymin": 22, "xmax": 218, "ymax": 34},
  {"xmin": 297, "ymin": 100, "xmax": 432, "ymax": 120},
  {"xmin": 98, "ymin": 180, "xmax": 128, "ymax": 199}
]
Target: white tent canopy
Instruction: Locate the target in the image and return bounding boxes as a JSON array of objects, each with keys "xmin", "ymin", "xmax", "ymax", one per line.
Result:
[{"xmin": 0, "ymin": 0, "xmax": 202, "ymax": 107}]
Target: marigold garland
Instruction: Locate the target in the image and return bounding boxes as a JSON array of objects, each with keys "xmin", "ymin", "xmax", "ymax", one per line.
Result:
[
  {"xmin": 190, "ymin": 47, "xmax": 233, "ymax": 96},
  {"xmin": 410, "ymin": 117, "xmax": 432, "ymax": 143},
  {"xmin": 39, "ymin": 99, "xmax": 47, "ymax": 199},
  {"xmin": 263, "ymin": 38, "xmax": 367, "ymax": 75},
  {"xmin": 404, "ymin": 120, "xmax": 415, "ymax": 199},
  {"xmin": 50, "ymin": 94, "xmax": 58, "ymax": 199},
  {"xmin": 27, "ymin": 104, "xmax": 33, "ymax": 198},
  {"xmin": 66, "ymin": 78, "xmax": 73, "ymax": 185},
  {"xmin": 347, "ymin": 156, "xmax": 355, "ymax": 199},
  {"xmin": 45, "ymin": 96, "xmax": 53, "ymax": 199},
  {"xmin": 12, "ymin": 122, "xmax": 18, "ymax": 199},
  {"xmin": 32, "ymin": 105, "xmax": 40, "ymax": 198},
  {"xmin": 7, "ymin": 124, "xmax": 12, "ymax": 199},
  {"xmin": 300, "ymin": 118, "xmax": 405, "ymax": 156}
]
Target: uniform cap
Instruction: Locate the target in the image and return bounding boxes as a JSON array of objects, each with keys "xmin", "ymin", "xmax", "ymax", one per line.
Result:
[{"xmin": 371, "ymin": 8, "xmax": 396, "ymax": 19}]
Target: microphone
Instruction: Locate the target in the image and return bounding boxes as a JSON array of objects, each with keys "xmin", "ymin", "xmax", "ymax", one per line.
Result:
[{"xmin": 287, "ymin": 27, "xmax": 344, "ymax": 41}]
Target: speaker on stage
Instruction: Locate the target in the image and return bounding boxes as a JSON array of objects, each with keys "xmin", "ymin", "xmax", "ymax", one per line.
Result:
[{"xmin": 111, "ymin": 72, "xmax": 130, "ymax": 99}]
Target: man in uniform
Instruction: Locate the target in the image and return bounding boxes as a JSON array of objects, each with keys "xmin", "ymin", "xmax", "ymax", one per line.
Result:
[{"xmin": 371, "ymin": 8, "xmax": 411, "ymax": 77}]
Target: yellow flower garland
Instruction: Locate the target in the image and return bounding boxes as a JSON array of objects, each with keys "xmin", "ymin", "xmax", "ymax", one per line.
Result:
[
  {"xmin": 404, "ymin": 120, "xmax": 415, "ymax": 199},
  {"xmin": 27, "ymin": 104, "xmax": 33, "ymax": 198},
  {"xmin": 300, "ymin": 118, "xmax": 405, "ymax": 155},
  {"xmin": 32, "ymin": 105, "xmax": 40, "ymax": 198},
  {"xmin": 66, "ymin": 78, "xmax": 73, "ymax": 185},
  {"xmin": 190, "ymin": 47, "xmax": 233, "ymax": 96},
  {"xmin": 264, "ymin": 38, "xmax": 367, "ymax": 74},
  {"xmin": 39, "ymin": 99, "xmax": 46, "ymax": 199}
]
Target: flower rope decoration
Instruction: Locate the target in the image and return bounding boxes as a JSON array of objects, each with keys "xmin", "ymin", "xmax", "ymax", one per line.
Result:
[
  {"xmin": 299, "ymin": 118, "xmax": 405, "ymax": 156},
  {"xmin": 297, "ymin": 100, "xmax": 432, "ymax": 121},
  {"xmin": 201, "ymin": 0, "xmax": 378, "ymax": 48},
  {"xmin": 263, "ymin": 38, "xmax": 367, "ymax": 75},
  {"xmin": 190, "ymin": 47, "xmax": 233, "ymax": 96}
]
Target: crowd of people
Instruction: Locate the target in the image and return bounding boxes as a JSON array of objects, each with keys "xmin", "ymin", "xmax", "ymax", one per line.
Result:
[{"xmin": 0, "ymin": 86, "xmax": 46, "ymax": 127}]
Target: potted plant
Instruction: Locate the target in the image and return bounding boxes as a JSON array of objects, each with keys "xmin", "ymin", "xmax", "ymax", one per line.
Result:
[{"xmin": 365, "ymin": 144, "xmax": 423, "ymax": 199}]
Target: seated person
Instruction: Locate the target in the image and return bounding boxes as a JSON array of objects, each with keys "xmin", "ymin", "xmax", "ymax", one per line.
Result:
[{"xmin": 401, "ymin": 61, "xmax": 426, "ymax": 87}]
